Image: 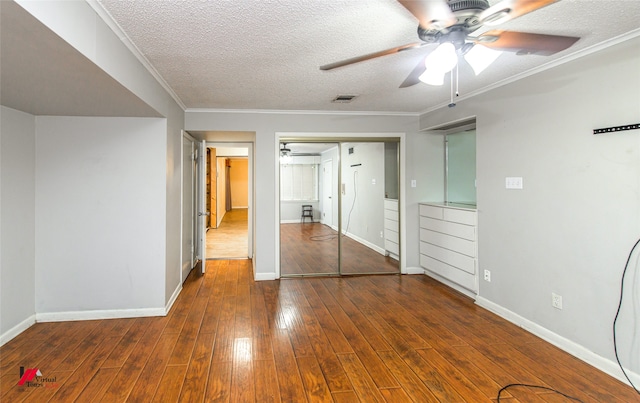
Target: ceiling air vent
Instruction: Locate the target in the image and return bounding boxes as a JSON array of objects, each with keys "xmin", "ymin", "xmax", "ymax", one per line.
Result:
[{"xmin": 332, "ymin": 94, "xmax": 357, "ymax": 103}]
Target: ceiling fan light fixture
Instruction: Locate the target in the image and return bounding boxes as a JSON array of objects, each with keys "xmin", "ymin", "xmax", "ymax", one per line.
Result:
[
  {"xmin": 418, "ymin": 68, "xmax": 445, "ymax": 86},
  {"xmin": 464, "ymin": 44, "xmax": 503, "ymax": 75},
  {"xmin": 425, "ymin": 42, "xmax": 458, "ymax": 74}
]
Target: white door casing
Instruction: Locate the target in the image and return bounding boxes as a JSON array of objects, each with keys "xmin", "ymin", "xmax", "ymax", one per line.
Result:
[
  {"xmin": 182, "ymin": 135, "xmax": 196, "ymax": 282},
  {"xmin": 197, "ymin": 140, "xmax": 208, "ymax": 272}
]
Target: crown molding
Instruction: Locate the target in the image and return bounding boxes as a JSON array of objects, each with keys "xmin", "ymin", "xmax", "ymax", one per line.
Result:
[
  {"xmin": 420, "ymin": 28, "xmax": 640, "ymax": 115},
  {"xmin": 86, "ymin": 0, "xmax": 187, "ymax": 111},
  {"xmin": 185, "ymin": 108, "xmax": 420, "ymax": 117}
]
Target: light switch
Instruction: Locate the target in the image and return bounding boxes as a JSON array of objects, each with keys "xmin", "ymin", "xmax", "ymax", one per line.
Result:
[
  {"xmin": 411, "ymin": 180, "xmax": 417, "ymax": 188},
  {"xmin": 505, "ymin": 177, "xmax": 523, "ymax": 189}
]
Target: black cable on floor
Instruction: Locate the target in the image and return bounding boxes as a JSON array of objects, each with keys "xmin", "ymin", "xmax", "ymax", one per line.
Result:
[
  {"xmin": 497, "ymin": 383, "xmax": 584, "ymax": 402},
  {"xmin": 613, "ymin": 237, "xmax": 640, "ymax": 395}
]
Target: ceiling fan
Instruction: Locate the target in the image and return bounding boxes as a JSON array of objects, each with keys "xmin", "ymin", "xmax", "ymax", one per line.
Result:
[{"xmin": 320, "ymin": 0, "xmax": 580, "ymax": 87}]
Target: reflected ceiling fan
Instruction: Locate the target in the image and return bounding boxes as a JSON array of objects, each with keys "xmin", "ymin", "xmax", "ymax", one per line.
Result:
[{"xmin": 320, "ymin": 0, "xmax": 580, "ymax": 87}]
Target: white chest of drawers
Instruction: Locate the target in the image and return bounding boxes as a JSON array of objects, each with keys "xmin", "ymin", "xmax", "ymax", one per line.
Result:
[
  {"xmin": 419, "ymin": 203, "xmax": 477, "ymax": 296},
  {"xmin": 384, "ymin": 199, "xmax": 399, "ymax": 260}
]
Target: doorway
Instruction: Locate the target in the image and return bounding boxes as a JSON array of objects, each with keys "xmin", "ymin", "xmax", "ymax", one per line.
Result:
[
  {"xmin": 206, "ymin": 145, "xmax": 250, "ymax": 259},
  {"xmin": 278, "ymin": 138, "xmax": 401, "ymax": 277}
]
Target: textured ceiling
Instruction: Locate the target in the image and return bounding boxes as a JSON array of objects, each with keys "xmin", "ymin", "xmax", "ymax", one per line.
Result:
[{"xmin": 95, "ymin": 0, "xmax": 640, "ymax": 114}]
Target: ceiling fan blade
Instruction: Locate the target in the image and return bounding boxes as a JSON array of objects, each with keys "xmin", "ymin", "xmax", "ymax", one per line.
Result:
[
  {"xmin": 480, "ymin": 0, "xmax": 559, "ymax": 25},
  {"xmin": 399, "ymin": 59, "xmax": 427, "ymax": 88},
  {"xmin": 320, "ymin": 42, "xmax": 422, "ymax": 70},
  {"xmin": 397, "ymin": 0, "xmax": 456, "ymax": 29},
  {"xmin": 477, "ymin": 30, "xmax": 579, "ymax": 56}
]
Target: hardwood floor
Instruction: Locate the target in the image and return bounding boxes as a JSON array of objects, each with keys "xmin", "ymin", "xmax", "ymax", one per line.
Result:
[
  {"xmin": 280, "ymin": 223, "xmax": 399, "ymax": 276},
  {"xmin": 1, "ymin": 260, "xmax": 637, "ymax": 402},
  {"xmin": 207, "ymin": 208, "xmax": 248, "ymax": 258}
]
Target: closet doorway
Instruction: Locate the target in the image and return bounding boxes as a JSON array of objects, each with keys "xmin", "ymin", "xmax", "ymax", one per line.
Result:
[{"xmin": 279, "ymin": 138, "xmax": 400, "ymax": 277}]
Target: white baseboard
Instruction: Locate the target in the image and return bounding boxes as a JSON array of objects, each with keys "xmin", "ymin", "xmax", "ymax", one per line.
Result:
[
  {"xmin": 0, "ymin": 315, "xmax": 37, "ymax": 347},
  {"xmin": 165, "ymin": 283, "xmax": 182, "ymax": 314},
  {"xmin": 255, "ymin": 272, "xmax": 277, "ymax": 281},
  {"xmin": 36, "ymin": 307, "xmax": 166, "ymax": 323},
  {"xmin": 404, "ymin": 266, "xmax": 425, "ymax": 275},
  {"xmin": 343, "ymin": 231, "xmax": 385, "ymax": 255},
  {"xmin": 280, "ymin": 219, "xmax": 320, "ymax": 224},
  {"xmin": 475, "ymin": 296, "xmax": 640, "ymax": 388},
  {"xmin": 424, "ymin": 270, "xmax": 477, "ymax": 300}
]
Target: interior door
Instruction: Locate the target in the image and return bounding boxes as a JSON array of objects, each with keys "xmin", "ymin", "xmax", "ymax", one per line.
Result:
[
  {"xmin": 182, "ymin": 135, "xmax": 196, "ymax": 283},
  {"xmin": 197, "ymin": 140, "xmax": 207, "ymax": 272},
  {"xmin": 209, "ymin": 147, "xmax": 217, "ymax": 228},
  {"xmin": 322, "ymin": 159, "xmax": 333, "ymax": 226}
]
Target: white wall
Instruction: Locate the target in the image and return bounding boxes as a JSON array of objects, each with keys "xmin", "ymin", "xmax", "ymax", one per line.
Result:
[
  {"xmin": 0, "ymin": 106, "xmax": 36, "ymax": 342},
  {"xmin": 341, "ymin": 142, "xmax": 386, "ymax": 250},
  {"xmin": 35, "ymin": 117, "xmax": 167, "ymax": 317},
  {"xmin": 281, "ymin": 201, "xmax": 320, "ymax": 222},
  {"xmin": 16, "ymin": 0, "xmax": 185, "ymax": 310},
  {"xmin": 185, "ymin": 112, "xmax": 434, "ymax": 278},
  {"xmin": 421, "ymin": 35, "xmax": 640, "ymax": 382}
]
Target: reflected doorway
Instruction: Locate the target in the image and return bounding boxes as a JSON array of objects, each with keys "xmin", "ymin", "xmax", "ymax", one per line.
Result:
[{"xmin": 279, "ymin": 140, "xmax": 400, "ymax": 277}]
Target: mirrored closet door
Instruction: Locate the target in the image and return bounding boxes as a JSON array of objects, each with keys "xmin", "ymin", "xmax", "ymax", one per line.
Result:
[
  {"xmin": 279, "ymin": 139, "xmax": 400, "ymax": 277},
  {"xmin": 280, "ymin": 142, "xmax": 340, "ymax": 276}
]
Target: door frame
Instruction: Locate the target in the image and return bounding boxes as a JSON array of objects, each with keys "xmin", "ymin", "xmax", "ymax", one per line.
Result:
[
  {"xmin": 275, "ymin": 132, "xmax": 406, "ymax": 279},
  {"xmin": 181, "ymin": 131, "xmax": 198, "ymax": 282},
  {"xmin": 205, "ymin": 141, "xmax": 254, "ymax": 259},
  {"xmin": 197, "ymin": 140, "xmax": 207, "ymax": 272}
]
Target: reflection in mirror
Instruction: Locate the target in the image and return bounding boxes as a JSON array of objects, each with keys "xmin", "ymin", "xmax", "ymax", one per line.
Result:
[
  {"xmin": 446, "ymin": 129, "xmax": 476, "ymax": 206},
  {"xmin": 280, "ymin": 143, "xmax": 340, "ymax": 276},
  {"xmin": 340, "ymin": 142, "xmax": 400, "ymax": 275}
]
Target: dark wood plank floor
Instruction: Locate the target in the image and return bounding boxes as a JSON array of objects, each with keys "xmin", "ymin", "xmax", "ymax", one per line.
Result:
[
  {"xmin": 1, "ymin": 260, "xmax": 638, "ymax": 402},
  {"xmin": 280, "ymin": 223, "xmax": 399, "ymax": 276}
]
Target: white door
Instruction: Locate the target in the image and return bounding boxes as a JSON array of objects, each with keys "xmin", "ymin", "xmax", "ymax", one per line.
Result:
[
  {"xmin": 322, "ymin": 159, "xmax": 333, "ymax": 226},
  {"xmin": 197, "ymin": 140, "xmax": 208, "ymax": 273},
  {"xmin": 182, "ymin": 135, "xmax": 196, "ymax": 283}
]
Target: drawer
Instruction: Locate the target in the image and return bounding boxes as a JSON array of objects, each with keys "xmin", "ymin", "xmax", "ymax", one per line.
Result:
[
  {"xmin": 419, "ymin": 217, "xmax": 475, "ymax": 241},
  {"xmin": 420, "ymin": 255, "xmax": 477, "ymax": 292},
  {"xmin": 385, "ymin": 240, "xmax": 399, "ymax": 255},
  {"xmin": 384, "ymin": 218, "xmax": 398, "ymax": 231},
  {"xmin": 419, "ymin": 242, "xmax": 475, "ymax": 275},
  {"xmin": 384, "ymin": 199, "xmax": 398, "ymax": 211},
  {"xmin": 385, "ymin": 229, "xmax": 399, "ymax": 243},
  {"xmin": 384, "ymin": 209, "xmax": 399, "ymax": 221},
  {"xmin": 420, "ymin": 228, "xmax": 476, "ymax": 257},
  {"xmin": 419, "ymin": 204, "xmax": 443, "ymax": 219},
  {"xmin": 443, "ymin": 208, "xmax": 476, "ymax": 225}
]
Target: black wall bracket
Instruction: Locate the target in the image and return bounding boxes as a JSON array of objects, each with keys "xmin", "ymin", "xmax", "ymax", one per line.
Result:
[{"xmin": 593, "ymin": 123, "xmax": 639, "ymax": 135}]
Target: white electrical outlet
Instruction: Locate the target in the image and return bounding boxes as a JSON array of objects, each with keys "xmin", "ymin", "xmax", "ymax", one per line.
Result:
[
  {"xmin": 552, "ymin": 293, "xmax": 563, "ymax": 310},
  {"xmin": 379, "ymin": 231, "xmax": 384, "ymax": 238},
  {"xmin": 483, "ymin": 270, "xmax": 491, "ymax": 282},
  {"xmin": 505, "ymin": 177, "xmax": 523, "ymax": 189}
]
